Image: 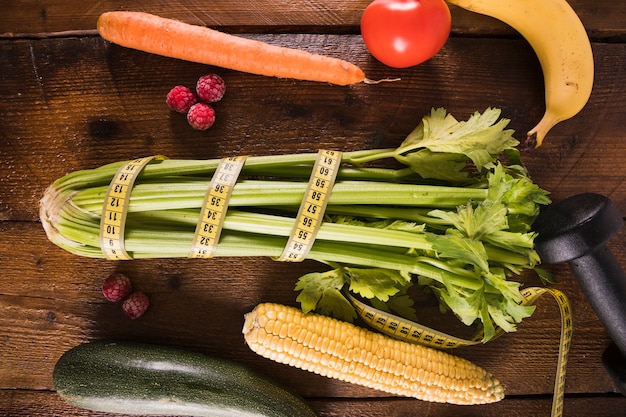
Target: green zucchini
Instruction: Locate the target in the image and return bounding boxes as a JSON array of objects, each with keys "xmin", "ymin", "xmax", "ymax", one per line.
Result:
[{"xmin": 53, "ymin": 340, "xmax": 317, "ymax": 417}]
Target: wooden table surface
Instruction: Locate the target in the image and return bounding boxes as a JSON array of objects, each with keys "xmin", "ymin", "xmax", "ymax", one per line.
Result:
[{"xmin": 1, "ymin": 1, "xmax": 625, "ymax": 416}]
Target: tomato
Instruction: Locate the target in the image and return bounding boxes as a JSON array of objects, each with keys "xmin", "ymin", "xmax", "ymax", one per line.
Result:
[{"xmin": 360, "ymin": 0, "xmax": 452, "ymax": 68}]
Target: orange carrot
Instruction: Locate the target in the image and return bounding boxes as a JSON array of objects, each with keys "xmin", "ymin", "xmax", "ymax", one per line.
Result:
[{"xmin": 97, "ymin": 11, "xmax": 366, "ymax": 86}]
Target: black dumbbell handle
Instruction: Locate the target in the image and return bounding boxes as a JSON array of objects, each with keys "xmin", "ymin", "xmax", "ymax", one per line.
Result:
[
  {"xmin": 603, "ymin": 343, "xmax": 626, "ymax": 396},
  {"xmin": 570, "ymin": 245, "xmax": 626, "ymax": 355},
  {"xmin": 533, "ymin": 193, "xmax": 626, "ymax": 395}
]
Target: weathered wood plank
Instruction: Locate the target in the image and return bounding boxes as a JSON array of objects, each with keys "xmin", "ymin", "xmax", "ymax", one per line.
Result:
[
  {"xmin": 1, "ymin": 36, "xmax": 624, "ymax": 221},
  {"xmin": 1, "ymin": 388, "xmax": 626, "ymax": 416},
  {"xmin": 0, "ymin": 0, "xmax": 371, "ymax": 36},
  {"xmin": 0, "ymin": 1, "xmax": 624, "ymax": 39}
]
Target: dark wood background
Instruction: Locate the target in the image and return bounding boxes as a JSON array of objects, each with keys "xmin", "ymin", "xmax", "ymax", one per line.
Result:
[{"xmin": 1, "ymin": 1, "xmax": 625, "ymax": 415}]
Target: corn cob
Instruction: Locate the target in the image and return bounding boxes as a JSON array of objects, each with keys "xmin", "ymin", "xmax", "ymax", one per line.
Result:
[{"xmin": 242, "ymin": 303, "xmax": 504, "ymax": 405}]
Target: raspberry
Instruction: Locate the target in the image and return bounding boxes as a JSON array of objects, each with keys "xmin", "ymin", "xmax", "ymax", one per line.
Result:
[
  {"xmin": 196, "ymin": 74, "xmax": 226, "ymax": 103},
  {"xmin": 122, "ymin": 291, "xmax": 150, "ymax": 319},
  {"xmin": 101, "ymin": 273, "xmax": 132, "ymax": 302},
  {"xmin": 187, "ymin": 103, "xmax": 216, "ymax": 130},
  {"xmin": 166, "ymin": 85, "xmax": 197, "ymax": 113}
]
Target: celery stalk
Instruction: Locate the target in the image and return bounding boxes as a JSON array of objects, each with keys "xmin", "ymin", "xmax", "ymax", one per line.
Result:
[{"xmin": 40, "ymin": 108, "xmax": 550, "ymax": 340}]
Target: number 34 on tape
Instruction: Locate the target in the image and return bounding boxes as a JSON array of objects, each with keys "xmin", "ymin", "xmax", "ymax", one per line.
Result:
[{"xmin": 189, "ymin": 156, "xmax": 247, "ymax": 258}]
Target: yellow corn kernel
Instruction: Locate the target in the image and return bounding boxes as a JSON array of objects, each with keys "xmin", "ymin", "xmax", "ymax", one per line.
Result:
[{"xmin": 242, "ymin": 303, "xmax": 504, "ymax": 405}]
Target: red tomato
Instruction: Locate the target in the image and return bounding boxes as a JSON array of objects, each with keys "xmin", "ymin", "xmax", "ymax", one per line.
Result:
[{"xmin": 360, "ymin": 0, "xmax": 452, "ymax": 68}]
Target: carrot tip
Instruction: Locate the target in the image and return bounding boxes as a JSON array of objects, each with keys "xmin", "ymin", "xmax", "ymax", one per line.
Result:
[{"xmin": 363, "ymin": 77, "xmax": 402, "ymax": 85}]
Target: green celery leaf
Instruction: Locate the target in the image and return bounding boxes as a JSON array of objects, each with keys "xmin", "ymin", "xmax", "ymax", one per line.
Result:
[
  {"xmin": 427, "ymin": 231, "xmax": 490, "ymax": 272},
  {"xmin": 485, "ymin": 163, "xmax": 510, "ymax": 202},
  {"xmin": 393, "ymin": 108, "xmax": 519, "ymax": 181},
  {"xmin": 503, "ymin": 178, "xmax": 551, "ymax": 217},
  {"xmin": 456, "ymin": 284, "xmax": 497, "ymax": 341},
  {"xmin": 333, "ymin": 217, "xmax": 427, "ymax": 234},
  {"xmin": 534, "ymin": 266, "xmax": 558, "ymax": 285},
  {"xmin": 383, "ymin": 220, "xmax": 426, "ymax": 234},
  {"xmin": 315, "ymin": 287, "xmax": 357, "ymax": 322},
  {"xmin": 507, "ymin": 181, "xmax": 549, "ymax": 214},
  {"xmin": 427, "ymin": 209, "xmax": 463, "ymax": 231},
  {"xmin": 295, "ymin": 269, "xmax": 345, "ymax": 313},
  {"xmin": 484, "ymin": 269, "xmax": 523, "ymax": 303},
  {"xmin": 478, "ymin": 302, "xmax": 497, "ymax": 342},
  {"xmin": 429, "ymin": 199, "xmax": 508, "ymax": 241},
  {"xmin": 327, "ymin": 215, "xmax": 367, "ymax": 227},
  {"xmin": 435, "ymin": 275, "xmax": 482, "ymax": 327},
  {"xmin": 396, "ymin": 150, "xmax": 472, "ymax": 183},
  {"xmin": 503, "ymin": 296, "xmax": 536, "ymax": 323},
  {"xmin": 474, "ymin": 201, "xmax": 509, "ymax": 238},
  {"xmin": 346, "ymin": 268, "xmax": 410, "ymax": 302},
  {"xmin": 487, "ymin": 296, "xmax": 535, "ymax": 334},
  {"xmin": 483, "ymin": 230, "xmax": 537, "ymax": 255},
  {"xmin": 487, "ymin": 305, "xmax": 517, "ymax": 333},
  {"xmin": 481, "ymin": 271, "xmax": 535, "ymax": 337},
  {"xmin": 487, "ymin": 163, "xmax": 551, "ymax": 232}
]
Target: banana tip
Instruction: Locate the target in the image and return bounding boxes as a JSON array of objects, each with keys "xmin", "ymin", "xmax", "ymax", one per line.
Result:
[
  {"xmin": 523, "ymin": 131, "xmax": 541, "ymax": 150},
  {"xmin": 527, "ymin": 112, "xmax": 561, "ymax": 149}
]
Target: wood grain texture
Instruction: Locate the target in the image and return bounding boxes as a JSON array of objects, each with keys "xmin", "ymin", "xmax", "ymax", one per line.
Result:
[
  {"xmin": 0, "ymin": 0, "xmax": 624, "ymax": 38},
  {"xmin": 2, "ymin": 390, "xmax": 626, "ymax": 416},
  {"xmin": 1, "ymin": 1, "xmax": 625, "ymax": 415}
]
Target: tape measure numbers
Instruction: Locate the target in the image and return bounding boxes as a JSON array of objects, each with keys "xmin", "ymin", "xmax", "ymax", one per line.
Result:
[
  {"xmin": 349, "ymin": 287, "xmax": 572, "ymax": 417},
  {"xmin": 348, "ymin": 293, "xmax": 484, "ymax": 349},
  {"xmin": 189, "ymin": 156, "xmax": 247, "ymax": 258},
  {"xmin": 100, "ymin": 156, "xmax": 165, "ymax": 260},
  {"xmin": 522, "ymin": 287, "xmax": 573, "ymax": 417},
  {"xmin": 277, "ymin": 150, "xmax": 342, "ymax": 262}
]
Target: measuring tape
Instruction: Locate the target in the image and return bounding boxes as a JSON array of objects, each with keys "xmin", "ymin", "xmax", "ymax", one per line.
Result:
[
  {"xmin": 99, "ymin": 151, "xmax": 338, "ymax": 261},
  {"xmin": 348, "ymin": 287, "xmax": 572, "ymax": 417},
  {"xmin": 189, "ymin": 156, "xmax": 247, "ymax": 258},
  {"xmin": 100, "ymin": 156, "xmax": 165, "ymax": 260},
  {"xmin": 348, "ymin": 293, "xmax": 485, "ymax": 348},
  {"xmin": 276, "ymin": 149, "xmax": 342, "ymax": 262},
  {"xmin": 521, "ymin": 287, "xmax": 572, "ymax": 417}
]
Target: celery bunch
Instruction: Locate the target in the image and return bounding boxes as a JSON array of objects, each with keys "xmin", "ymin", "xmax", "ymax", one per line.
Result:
[{"xmin": 40, "ymin": 108, "xmax": 550, "ymax": 341}]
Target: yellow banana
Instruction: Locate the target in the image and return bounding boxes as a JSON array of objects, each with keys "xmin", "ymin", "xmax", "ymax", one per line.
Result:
[{"xmin": 447, "ymin": 0, "xmax": 594, "ymax": 147}]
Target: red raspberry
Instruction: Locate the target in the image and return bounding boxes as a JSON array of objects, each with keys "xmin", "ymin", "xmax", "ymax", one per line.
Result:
[
  {"xmin": 101, "ymin": 273, "xmax": 132, "ymax": 302},
  {"xmin": 187, "ymin": 103, "xmax": 216, "ymax": 130},
  {"xmin": 196, "ymin": 74, "xmax": 226, "ymax": 103},
  {"xmin": 166, "ymin": 85, "xmax": 197, "ymax": 113},
  {"xmin": 122, "ymin": 291, "xmax": 150, "ymax": 319}
]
